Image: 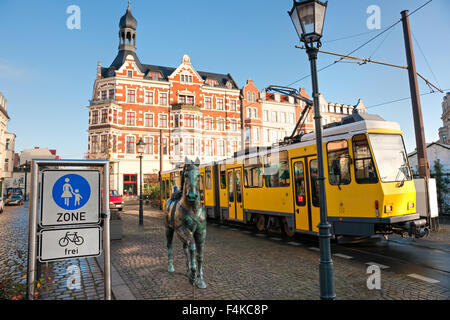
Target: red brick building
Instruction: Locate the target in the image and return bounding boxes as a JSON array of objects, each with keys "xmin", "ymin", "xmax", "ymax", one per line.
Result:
[{"xmin": 88, "ymin": 4, "xmax": 242, "ymax": 196}]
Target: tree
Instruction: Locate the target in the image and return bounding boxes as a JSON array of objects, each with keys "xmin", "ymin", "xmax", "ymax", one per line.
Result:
[{"xmin": 432, "ymin": 159, "xmax": 450, "ymax": 215}]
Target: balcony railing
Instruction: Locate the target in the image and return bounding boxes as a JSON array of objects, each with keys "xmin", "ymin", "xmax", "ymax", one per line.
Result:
[{"xmin": 89, "ymin": 98, "xmax": 119, "ymax": 106}]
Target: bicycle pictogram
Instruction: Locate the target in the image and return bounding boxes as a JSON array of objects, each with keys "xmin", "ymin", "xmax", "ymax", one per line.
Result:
[{"xmin": 58, "ymin": 231, "xmax": 84, "ymax": 247}]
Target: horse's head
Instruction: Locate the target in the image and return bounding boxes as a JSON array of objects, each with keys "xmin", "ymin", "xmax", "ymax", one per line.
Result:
[{"xmin": 183, "ymin": 157, "xmax": 201, "ymax": 204}]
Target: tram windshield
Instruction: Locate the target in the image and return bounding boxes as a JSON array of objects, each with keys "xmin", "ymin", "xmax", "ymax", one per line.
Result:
[{"xmin": 368, "ymin": 134, "xmax": 412, "ymax": 183}]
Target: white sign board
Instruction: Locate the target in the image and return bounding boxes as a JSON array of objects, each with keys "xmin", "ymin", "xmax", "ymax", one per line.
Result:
[
  {"xmin": 39, "ymin": 226, "xmax": 102, "ymax": 262},
  {"xmin": 40, "ymin": 170, "xmax": 101, "ymax": 227}
]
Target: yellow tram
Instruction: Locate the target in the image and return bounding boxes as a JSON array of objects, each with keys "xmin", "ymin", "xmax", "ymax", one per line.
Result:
[{"xmin": 161, "ymin": 113, "xmax": 428, "ymax": 239}]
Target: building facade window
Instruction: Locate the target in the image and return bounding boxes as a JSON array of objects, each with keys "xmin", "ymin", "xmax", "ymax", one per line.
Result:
[
  {"xmin": 112, "ymin": 135, "xmax": 117, "ymax": 153},
  {"xmin": 91, "ymin": 135, "xmax": 98, "ymax": 153},
  {"xmin": 101, "ymin": 109, "xmax": 108, "ymax": 123},
  {"xmin": 127, "ymin": 89, "xmax": 136, "ymax": 103},
  {"xmin": 126, "ymin": 136, "xmax": 135, "ymax": 153},
  {"xmin": 101, "ymin": 90, "xmax": 107, "ymax": 101},
  {"xmin": 173, "ymin": 137, "xmax": 181, "ymax": 156},
  {"xmin": 230, "ymin": 100, "xmax": 236, "ymax": 111},
  {"xmin": 101, "ymin": 134, "xmax": 108, "ymax": 153},
  {"xmin": 204, "ymin": 118, "xmax": 213, "ymax": 131},
  {"xmin": 123, "ymin": 174, "xmax": 137, "ymax": 195},
  {"xmin": 162, "ymin": 138, "xmax": 168, "ymax": 155},
  {"xmin": 263, "ymin": 110, "xmax": 268, "ymax": 121},
  {"xmin": 109, "ymin": 89, "xmax": 115, "ymax": 99},
  {"xmin": 159, "ymin": 114, "xmax": 168, "ymax": 128},
  {"xmin": 126, "ymin": 111, "xmax": 136, "ymax": 126},
  {"xmin": 127, "ymin": 70, "xmax": 133, "ymax": 78},
  {"xmin": 205, "ymin": 140, "xmax": 213, "ymax": 156},
  {"xmin": 144, "ymin": 113, "xmax": 154, "ymax": 127},
  {"xmin": 217, "ymin": 140, "xmax": 225, "ymax": 156},
  {"xmin": 217, "ymin": 118, "xmax": 225, "ymax": 131},
  {"xmin": 144, "ymin": 91, "xmax": 154, "ymax": 104},
  {"xmin": 216, "ymin": 98, "xmax": 224, "ymax": 110},
  {"xmin": 185, "ymin": 115, "xmax": 195, "ymax": 128},
  {"xmin": 91, "ymin": 110, "xmax": 99, "ymax": 124},
  {"xmin": 185, "ymin": 138, "xmax": 194, "ymax": 155},
  {"xmin": 144, "ymin": 137, "xmax": 153, "ymax": 154},
  {"xmin": 181, "ymin": 74, "xmax": 193, "ymax": 83},
  {"xmin": 204, "ymin": 97, "xmax": 212, "ymax": 109},
  {"xmin": 159, "ymin": 92, "xmax": 168, "ymax": 106}
]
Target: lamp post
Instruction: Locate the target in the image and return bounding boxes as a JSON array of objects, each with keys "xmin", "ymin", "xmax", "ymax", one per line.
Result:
[
  {"xmin": 136, "ymin": 138, "xmax": 146, "ymax": 225},
  {"xmin": 289, "ymin": 0, "xmax": 335, "ymax": 300}
]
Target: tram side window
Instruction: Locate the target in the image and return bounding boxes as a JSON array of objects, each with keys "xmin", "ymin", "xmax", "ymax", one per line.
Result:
[
  {"xmin": 352, "ymin": 134, "xmax": 378, "ymax": 183},
  {"xmin": 327, "ymin": 140, "xmax": 351, "ymax": 186},
  {"xmin": 220, "ymin": 165, "xmax": 226, "ymax": 189},
  {"xmin": 199, "ymin": 174, "xmax": 204, "ymax": 201},
  {"xmin": 228, "ymin": 171, "xmax": 234, "ymax": 202},
  {"xmin": 236, "ymin": 170, "xmax": 242, "ymax": 203},
  {"xmin": 310, "ymin": 160, "xmax": 320, "ymax": 207},
  {"xmin": 244, "ymin": 157, "xmax": 263, "ymax": 188},
  {"xmin": 205, "ymin": 168, "xmax": 212, "ymax": 190},
  {"xmin": 294, "ymin": 162, "xmax": 306, "ymax": 206},
  {"xmin": 264, "ymin": 151, "xmax": 290, "ymax": 188}
]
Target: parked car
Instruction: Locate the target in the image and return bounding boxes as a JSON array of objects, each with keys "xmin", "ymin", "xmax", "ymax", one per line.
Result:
[
  {"xmin": 109, "ymin": 190, "xmax": 124, "ymax": 211},
  {"xmin": 6, "ymin": 194, "xmax": 24, "ymax": 206}
]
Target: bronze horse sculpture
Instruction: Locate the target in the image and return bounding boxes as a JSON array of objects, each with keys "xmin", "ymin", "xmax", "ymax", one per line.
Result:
[{"xmin": 164, "ymin": 158, "xmax": 207, "ymax": 289}]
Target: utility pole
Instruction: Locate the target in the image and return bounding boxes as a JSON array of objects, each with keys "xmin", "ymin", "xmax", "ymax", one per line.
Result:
[
  {"xmin": 401, "ymin": 10, "xmax": 434, "ymax": 229},
  {"xmin": 159, "ymin": 129, "xmax": 163, "ymax": 210}
]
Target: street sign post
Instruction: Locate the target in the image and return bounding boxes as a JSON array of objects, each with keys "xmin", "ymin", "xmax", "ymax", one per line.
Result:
[{"xmin": 27, "ymin": 159, "xmax": 111, "ymax": 300}]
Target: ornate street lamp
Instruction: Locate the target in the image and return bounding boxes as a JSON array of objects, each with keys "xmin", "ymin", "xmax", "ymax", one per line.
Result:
[
  {"xmin": 136, "ymin": 138, "xmax": 146, "ymax": 225},
  {"xmin": 289, "ymin": 0, "xmax": 335, "ymax": 300}
]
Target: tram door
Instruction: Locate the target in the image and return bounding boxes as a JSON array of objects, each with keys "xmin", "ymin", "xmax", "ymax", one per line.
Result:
[
  {"xmin": 307, "ymin": 157, "xmax": 321, "ymax": 233},
  {"xmin": 292, "ymin": 159, "xmax": 309, "ymax": 231},
  {"xmin": 227, "ymin": 168, "xmax": 243, "ymax": 221},
  {"xmin": 292, "ymin": 157, "xmax": 321, "ymax": 233}
]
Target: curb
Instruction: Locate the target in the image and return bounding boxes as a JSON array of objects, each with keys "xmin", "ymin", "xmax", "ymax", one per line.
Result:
[{"xmin": 95, "ymin": 254, "xmax": 137, "ymax": 300}]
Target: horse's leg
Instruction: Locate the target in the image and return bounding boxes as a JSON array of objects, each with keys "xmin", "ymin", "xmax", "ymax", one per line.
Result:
[
  {"xmin": 194, "ymin": 228, "xmax": 207, "ymax": 289},
  {"xmin": 182, "ymin": 243, "xmax": 191, "ymax": 276},
  {"xmin": 166, "ymin": 226, "xmax": 175, "ymax": 273},
  {"xmin": 176, "ymin": 226, "xmax": 196, "ymax": 285}
]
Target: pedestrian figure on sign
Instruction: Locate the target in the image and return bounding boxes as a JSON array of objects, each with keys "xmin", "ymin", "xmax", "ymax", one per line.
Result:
[
  {"xmin": 61, "ymin": 178, "xmax": 74, "ymax": 206},
  {"xmin": 73, "ymin": 189, "xmax": 83, "ymax": 206}
]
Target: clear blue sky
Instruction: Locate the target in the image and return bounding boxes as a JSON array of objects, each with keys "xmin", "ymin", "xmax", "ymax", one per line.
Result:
[{"xmin": 0, "ymin": 0, "xmax": 449, "ymax": 158}]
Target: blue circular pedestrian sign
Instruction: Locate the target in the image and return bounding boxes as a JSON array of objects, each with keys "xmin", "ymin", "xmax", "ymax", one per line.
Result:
[{"xmin": 52, "ymin": 174, "xmax": 91, "ymax": 210}]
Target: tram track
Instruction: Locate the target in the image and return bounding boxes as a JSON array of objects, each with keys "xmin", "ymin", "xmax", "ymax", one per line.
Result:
[{"xmin": 207, "ymin": 219, "xmax": 450, "ymax": 289}]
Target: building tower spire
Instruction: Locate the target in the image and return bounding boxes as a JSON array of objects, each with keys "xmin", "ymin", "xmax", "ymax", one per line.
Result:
[{"xmin": 118, "ymin": 2, "xmax": 137, "ymax": 53}]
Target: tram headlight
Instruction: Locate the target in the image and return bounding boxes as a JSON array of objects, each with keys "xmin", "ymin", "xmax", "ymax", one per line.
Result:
[
  {"xmin": 385, "ymin": 205, "xmax": 393, "ymax": 213},
  {"xmin": 408, "ymin": 202, "xmax": 414, "ymax": 210}
]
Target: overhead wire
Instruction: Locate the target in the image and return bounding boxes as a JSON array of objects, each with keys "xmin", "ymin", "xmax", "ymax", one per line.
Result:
[
  {"xmin": 367, "ymin": 88, "xmax": 449, "ymax": 109},
  {"xmin": 285, "ymin": 0, "xmax": 434, "ymax": 88}
]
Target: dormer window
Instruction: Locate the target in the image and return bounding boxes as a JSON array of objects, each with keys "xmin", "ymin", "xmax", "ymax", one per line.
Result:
[
  {"xmin": 226, "ymin": 81, "xmax": 233, "ymax": 89},
  {"xmin": 206, "ymin": 79, "xmax": 218, "ymax": 87},
  {"xmin": 127, "ymin": 70, "xmax": 133, "ymax": 78},
  {"xmin": 148, "ymin": 72, "xmax": 162, "ymax": 81}
]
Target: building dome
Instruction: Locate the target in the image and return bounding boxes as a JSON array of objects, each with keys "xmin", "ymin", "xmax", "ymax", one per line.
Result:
[{"xmin": 119, "ymin": 4, "xmax": 137, "ymax": 30}]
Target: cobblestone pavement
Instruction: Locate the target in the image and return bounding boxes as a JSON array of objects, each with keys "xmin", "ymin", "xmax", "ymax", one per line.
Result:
[
  {"xmin": 111, "ymin": 205, "xmax": 450, "ymax": 300},
  {"xmin": 0, "ymin": 203, "xmax": 104, "ymax": 300}
]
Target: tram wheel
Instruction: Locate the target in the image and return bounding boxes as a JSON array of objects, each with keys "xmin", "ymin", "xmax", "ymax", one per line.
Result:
[
  {"xmin": 283, "ymin": 217, "xmax": 295, "ymax": 238},
  {"xmin": 255, "ymin": 214, "xmax": 266, "ymax": 232}
]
